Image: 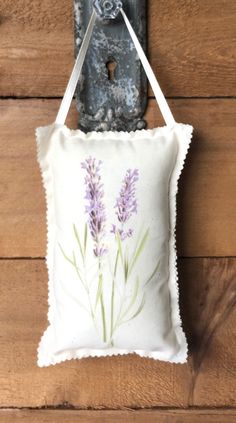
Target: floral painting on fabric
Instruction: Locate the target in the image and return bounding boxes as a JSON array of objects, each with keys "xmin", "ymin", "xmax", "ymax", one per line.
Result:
[{"xmin": 59, "ymin": 157, "xmax": 160, "ymax": 346}]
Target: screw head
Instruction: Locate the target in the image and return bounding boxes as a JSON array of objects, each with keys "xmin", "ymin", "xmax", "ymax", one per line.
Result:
[{"xmin": 93, "ymin": 0, "xmax": 122, "ymax": 19}]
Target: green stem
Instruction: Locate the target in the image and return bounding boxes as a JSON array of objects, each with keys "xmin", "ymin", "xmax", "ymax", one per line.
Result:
[
  {"xmin": 85, "ymin": 282, "xmax": 96, "ymax": 327},
  {"xmin": 113, "ymin": 288, "xmax": 126, "ymax": 334},
  {"xmin": 100, "ymin": 289, "xmax": 107, "ymax": 343},
  {"xmin": 110, "ymin": 250, "xmax": 119, "ymax": 344},
  {"xmin": 99, "ymin": 262, "xmax": 107, "ymax": 343}
]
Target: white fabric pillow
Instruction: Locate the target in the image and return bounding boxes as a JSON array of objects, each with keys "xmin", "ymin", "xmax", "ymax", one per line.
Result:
[{"xmin": 36, "ymin": 122, "xmax": 193, "ymax": 367}]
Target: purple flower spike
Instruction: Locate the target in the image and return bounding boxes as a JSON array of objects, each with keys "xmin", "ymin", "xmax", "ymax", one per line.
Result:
[
  {"xmin": 81, "ymin": 157, "xmax": 107, "ymax": 258},
  {"xmin": 111, "ymin": 169, "xmax": 139, "ymax": 240}
]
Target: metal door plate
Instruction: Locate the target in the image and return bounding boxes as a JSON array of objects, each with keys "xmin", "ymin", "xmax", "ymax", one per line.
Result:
[{"xmin": 74, "ymin": 0, "xmax": 147, "ymax": 132}]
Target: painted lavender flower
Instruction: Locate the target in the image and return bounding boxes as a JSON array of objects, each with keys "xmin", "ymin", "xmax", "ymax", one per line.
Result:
[
  {"xmin": 81, "ymin": 157, "xmax": 107, "ymax": 258},
  {"xmin": 111, "ymin": 169, "xmax": 139, "ymax": 240},
  {"xmin": 81, "ymin": 156, "xmax": 107, "ymax": 342},
  {"xmin": 59, "ymin": 159, "xmax": 158, "ymax": 347}
]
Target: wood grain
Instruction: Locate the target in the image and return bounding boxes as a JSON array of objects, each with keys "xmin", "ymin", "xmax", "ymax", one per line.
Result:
[
  {"xmin": 148, "ymin": 0, "xmax": 236, "ymax": 97},
  {"xmin": 0, "ymin": 0, "xmax": 235, "ymax": 97},
  {"xmin": 1, "ymin": 409, "xmax": 236, "ymax": 423},
  {"xmin": 0, "ymin": 98, "xmax": 235, "ymax": 258},
  {"xmin": 1, "ymin": 0, "xmax": 235, "ymax": 417},
  {"xmin": 0, "ymin": 258, "xmax": 235, "ymax": 408}
]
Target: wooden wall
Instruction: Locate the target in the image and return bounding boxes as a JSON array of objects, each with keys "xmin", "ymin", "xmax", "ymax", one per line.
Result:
[{"xmin": 0, "ymin": 0, "xmax": 235, "ymax": 421}]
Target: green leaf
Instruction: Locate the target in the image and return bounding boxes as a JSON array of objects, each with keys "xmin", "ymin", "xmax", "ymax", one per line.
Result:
[
  {"xmin": 59, "ymin": 243, "xmax": 85, "ymax": 287},
  {"xmin": 61, "ymin": 282, "xmax": 89, "ymax": 313},
  {"xmin": 120, "ymin": 277, "xmax": 140, "ymax": 321},
  {"xmin": 123, "ymin": 294, "xmax": 146, "ymax": 324},
  {"xmin": 73, "ymin": 224, "xmax": 84, "ymax": 261},
  {"xmin": 114, "ymin": 250, "xmax": 119, "ymax": 277},
  {"xmin": 58, "ymin": 243, "xmax": 75, "ymax": 266},
  {"xmin": 129, "ymin": 229, "xmax": 149, "ymax": 275},
  {"xmin": 133, "ymin": 227, "xmax": 144, "ymax": 256},
  {"xmin": 115, "ymin": 231, "xmax": 124, "ymax": 264},
  {"xmin": 124, "ymin": 256, "xmax": 129, "ymax": 284},
  {"xmin": 83, "ymin": 223, "xmax": 88, "ymax": 255},
  {"xmin": 144, "ymin": 259, "xmax": 160, "ymax": 287},
  {"xmin": 72, "ymin": 251, "xmax": 83, "ymax": 281},
  {"xmin": 95, "ymin": 273, "xmax": 103, "ymax": 309}
]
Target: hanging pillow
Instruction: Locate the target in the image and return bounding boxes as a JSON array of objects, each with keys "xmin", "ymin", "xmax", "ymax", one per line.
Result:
[{"xmin": 36, "ymin": 8, "xmax": 193, "ymax": 367}]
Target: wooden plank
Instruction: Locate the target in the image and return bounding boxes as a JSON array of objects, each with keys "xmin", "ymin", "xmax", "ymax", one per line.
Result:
[
  {"xmin": 0, "ymin": 1, "xmax": 235, "ymax": 97},
  {"xmin": 0, "ymin": 99, "xmax": 236, "ymax": 257},
  {"xmin": 0, "ymin": 258, "xmax": 235, "ymax": 408},
  {"xmin": 0, "ymin": 0, "xmax": 74, "ymax": 98},
  {"xmin": 148, "ymin": 0, "xmax": 236, "ymax": 97},
  {"xmin": 1, "ymin": 409, "xmax": 236, "ymax": 423}
]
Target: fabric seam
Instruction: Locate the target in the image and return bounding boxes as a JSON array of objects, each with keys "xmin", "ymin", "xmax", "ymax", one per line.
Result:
[{"xmin": 35, "ymin": 122, "xmax": 193, "ymax": 367}]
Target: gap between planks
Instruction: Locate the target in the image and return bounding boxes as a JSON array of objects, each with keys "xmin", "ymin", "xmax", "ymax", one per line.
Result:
[
  {"xmin": 0, "ymin": 96, "xmax": 236, "ymax": 100},
  {"xmin": 1, "ymin": 257, "xmax": 236, "ymax": 260},
  {"xmin": 0, "ymin": 408, "xmax": 236, "ymax": 423},
  {"xmin": 0, "ymin": 406, "xmax": 236, "ymax": 410}
]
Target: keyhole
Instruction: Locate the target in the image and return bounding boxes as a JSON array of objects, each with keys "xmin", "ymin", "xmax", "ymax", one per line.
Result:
[{"xmin": 106, "ymin": 59, "xmax": 117, "ymax": 81}]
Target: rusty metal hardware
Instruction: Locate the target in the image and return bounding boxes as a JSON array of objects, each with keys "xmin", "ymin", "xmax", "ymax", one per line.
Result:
[
  {"xmin": 93, "ymin": 0, "xmax": 123, "ymax": 20},
  {"xmin": 74, "ymin": 0, "xmax": 147, "ymax": 132}
]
